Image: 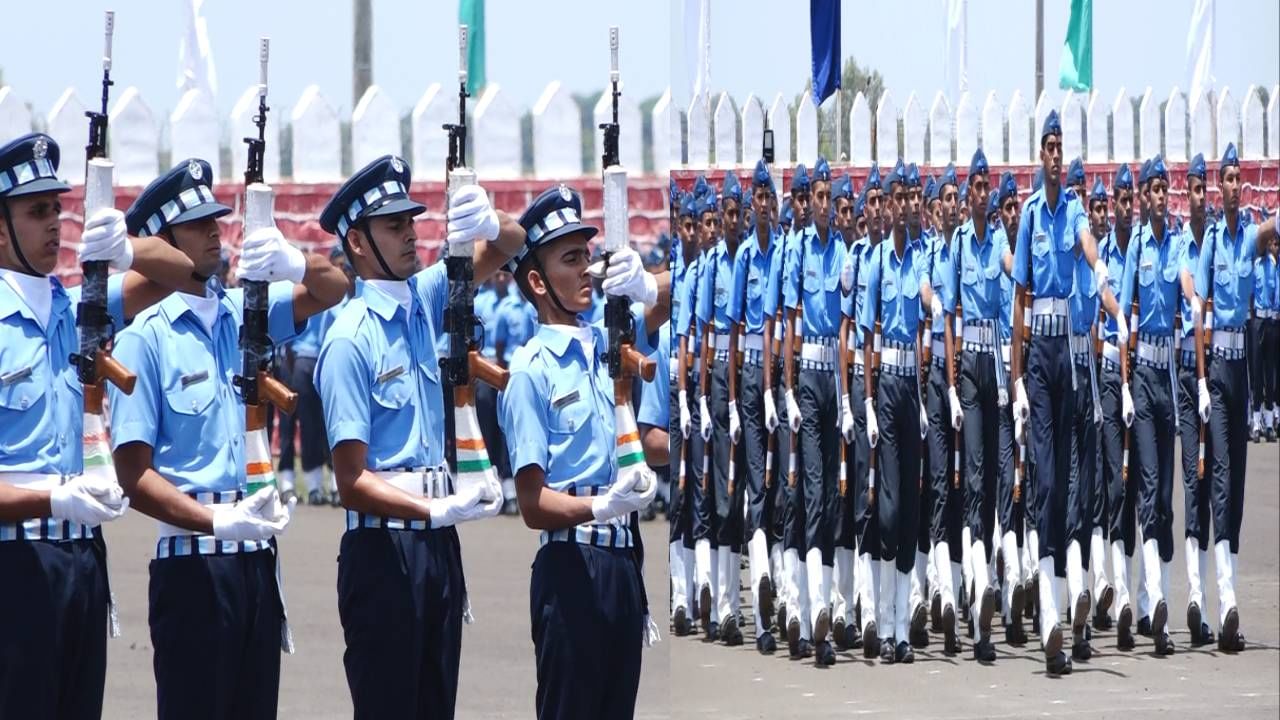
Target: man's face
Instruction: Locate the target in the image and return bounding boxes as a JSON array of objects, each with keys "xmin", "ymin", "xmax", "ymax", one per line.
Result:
[
  {"xmin": 722, "ymin": 199, "xmax": 741, "ymax": 239},
  {"xmin": 698, "ymin": 211, "xmax": 720, "ymax": 251},
  {"xmin": 864, "ymin": 189, "xmax": 883, "ymax": 241},
  {"xmin": 835, "ymin": 197, "xmax": 853, "ymax": 235},
  {"xmin": 888, "ymin": 183, "xmax": 907, "ymax": 235},
  {"xmin": 928, "ymin": 198, "xmax": 941, "ymax": 232},
  {"xmin": 1147, "ymin": 178, "xmax": 1168, "ymax": 223},
  {"xmin": 906, "ymin": 186, "xmax": 922, "ymax": 232},
  {"xmin": 1220, "ymin": 166, "xmax": 1241, "ymax": 213},
  {"xmin": 678, "ymin": 215, "xmax": 694, "ymax": 245},
  {"xmin": 1089, "ymin": 199, "xmax": 1109, "ymax": 238},
  {"xmin": 791, "ymin": 189, "xmax": 811, "ymax": 227},
  {"xmin": 0, "ymin": 191, "xmax": 62, "ymax": 275},
  {"xmin": 968, "ymin": 174, "xmax": 990, "ymax": 221},
  {"xmin": 1188, "ymin": 176, "xmax": 1206, "ymax": 222},
  {"xmin": 752, "ymin": 187, "xmax": 771, "ymax": 225},
  {"xmin": 1001, "ymin": 196, "xmax": 1020, "ymax": 239},
  {"xmin": 1114, "ymin": 188, "xmax": 1134, "ymax": 231},
  {"xmin": 528, "ymin": 233, "xmax": 593, "ymax": 314},
  {"xmin": 855, "ymin": 213, "xmax": 867, "ymax": 240},
  {"xmin": 812, "ymin": 181, "xmax": 831, "ymax": 230},
  {"xmin": 1041, "ymin": 134, "xmax": 1062, "ymax": 188},
  {"xmin": 939, "ymin": 185, "xmax": 958, "ymax": 231},
  {"xmin": 349, "ymin": 211, "xmax": 419, "ymax": 279},
  {"xmin": 170, "ymin": 216, "xmax": 224, "ymax": 279}
]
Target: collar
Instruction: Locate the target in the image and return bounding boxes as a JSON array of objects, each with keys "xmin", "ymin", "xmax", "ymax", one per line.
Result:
[
  {"xmin": 0, "ymin": 268, "xmax": 58, "ymax": 328},
  {"xmin": 178, "ymin": 289, "xmax": 221, "ymax": 334},
  {"xmin": 362, "ymin": 279, "xmax": 412, "ymax": 320},
  {"xmin": 536, "ymin": 320, "xmax": 597, "ymax": 359},
  {"xmin": 158, "ymin": 282, "xmax": 229, "ymax": 328}
]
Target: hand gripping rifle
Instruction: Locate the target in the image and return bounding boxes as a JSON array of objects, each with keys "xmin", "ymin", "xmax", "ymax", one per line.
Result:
[
  {"xmin": 599, "ymin": 27, "xmax": 656, "ymax": 496},
  {"xmin": 74, "ymin": 10, "xmax": 136, "ymax": 447},
  {"xmin": 234, "ymin": 38, "xmax": 298, "ymax": 496},
  {"xmin": 442, "ymin": 24, "xmax": 508, "ymax": 500}
]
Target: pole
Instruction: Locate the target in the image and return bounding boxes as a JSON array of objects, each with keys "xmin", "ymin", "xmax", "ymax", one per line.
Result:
[
  {"xmin": 352, "ymin": 0, "xmax": 373, "ymax": 108},
  {"xmin": 1035, "ymin": 0, "xmax": 1044, "ymax": 102}
]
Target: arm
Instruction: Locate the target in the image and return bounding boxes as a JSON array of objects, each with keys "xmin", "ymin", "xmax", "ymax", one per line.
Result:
[
  {"xmin": 119, "ymin": 235, "xmax": 197, "ymax": 319},
  {"xmin": 1255, "ymin": 218, "xmax": 1277, "ymax": 256},
  {"xmin": 112, "ymin": 442, "xmax": 217, "ymax": 533},
  {"xmin": 515, "ymin": 465, "xmax": 595, "ymax": 531},
  {"xmin": 640, "ymin": 425, "xmax": 670, "ymax": 466},
  {"xmin": 727, "ymin": 322, "xmax": 742, "ymax": 404},
  {"xmin": 331, "ymin": 440, "xmax": 431, "ymax": 520},
  {"xmin": 473, "ymin": 210, "xmax": 526, "ymax": 282},
  {"xmin": 645, "ymin": 270, "xmax": 671, "ymax": 334},
  {"xmin": 0, "ymin": 485, "xmax": 52, "ymax": 522},
  {"xmin": 762, "ymin": 315, "xmax": 775, "ymax": 389},
  {"xmin": 782, "ymin": 307, "xmax": 798, "ymax": 392},
  {"xmin": 291, "ymin": 253, "xmax": 349, "ymax": 324}
]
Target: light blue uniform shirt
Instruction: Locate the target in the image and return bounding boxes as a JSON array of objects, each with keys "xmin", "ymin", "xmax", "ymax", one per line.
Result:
[
  {"xmin": 1196, "ymin": 218, "xmax": 1260, "ymax": 330},
  {"xmin": 763, "ymin": 229, "xmax": 796, "ymax": 321},
  {"xmin": 493, "ymin": 292, "xmax": 538, "ymax": 365},
  {"xmin": 1070, "ymin": 249, "xmax": 1100, "ymax": 335},
  {"xmin": 0, "ymin": 274, "xmax": 125, "ymax": 474},
  {"xmin": 783, "ymin": 225, "xmax": 846, "ymax": 337},
  {"xmin": 498, "ymin": 305, "xmax": 655, "ymax": 546},
  {"xmin": 1254, "ymin": 254, "xmax": 1277, "ymax": 312},
  {"xmin": 949, "ymin": 220, "xmax": 1008, "ymax": 323},
  {"xmin": 475, "ymin": 286, "xmax": 500, "ymax": 358},
  {"xmin": 841, "ymin": 237, "xmax": 875, "ymax": 349},
  {"xmin": 1012, "ymin": 187, "xmax": 1090, "ymax": 298},
  {"xmin": 1097, "ymin": 230, "xmax": 1130, "ymax": 343},
  {"xmin": 921, "ymin": 232, "xmax": 954, "ymax": 338},
  {"xmin": 637, "ymin": 323, "xmax": 670, "ymax": 430},
  {"xmin": 107, "ymin": 283, "xmax": 297, "ymax": 493},
  {"xmin": 696, "ymin": 239, "xmax": 736, "ymax": 334},
  {"xmin": 673, "ymin": 254, "xmax": 700, "ymax": 345},
  {"xmin": 315, "ymin": 266, "xmax": 449, "ymax": 471},
  {"xmin": 859, "ymin": 239, "xmax": 925, "ymax": 346},
  {"xmin": 728, "ymin": 227, "xmax": 779, "ymax": 334},
  {"xmin": 1177, "ymin": 230, "xmax": 1208, "ymax": 339},
  {"xmin": 290, "ymin": 313, "xmax": 324, "ymax": 359},
  {"xmin": 1120, "ymin": 221, "xmax": 1182, "ymax": 336}
]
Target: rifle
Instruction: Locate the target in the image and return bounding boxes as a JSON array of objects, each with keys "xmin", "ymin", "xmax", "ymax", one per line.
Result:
[
  {"xmin": 951, "ymin": 228, "xmax": 963, "ymax": 491},
  {"xmin": 1013, "ymin": 224, "xmax": 1033, "ymax": 505},
  {"xmin": 442, "ymin": 24, "xmax": 508, "ymax": 501},
  {"xmin": 598, "ymin": 27, "xmax": 656, "ymax": 495},
  {"xmin": 761, "ymin": 124, "xmax": 777, "ymax": 492},
  {"xmin": 234, "ymin": 37, "xmax": 298, "ymax": 496},
  {"xmin": 73, "ymin": 10, "xmax": 136, "ymax": 439},
  {"xmin": 1199, "ymin": 237, "xmax": 1215, "ymax": 481}
]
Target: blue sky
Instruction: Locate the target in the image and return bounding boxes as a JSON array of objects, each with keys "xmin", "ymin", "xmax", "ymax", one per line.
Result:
[
  {"xmin": 671, "ymin": 0, "xmax": 1279, "ymax": 112},
  {"xmin": 3, "ymin": 0, "xmax": 670, "ymax": 120}
]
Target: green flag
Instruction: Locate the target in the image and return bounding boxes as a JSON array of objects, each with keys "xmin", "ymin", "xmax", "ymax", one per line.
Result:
[
  {"xmin": 1058, "ymin": 0, "xmax": 1092, "ymax": 91},
  {"xmin": 459, "ymin": 0, "xmax": 486, "ymax": 96}
]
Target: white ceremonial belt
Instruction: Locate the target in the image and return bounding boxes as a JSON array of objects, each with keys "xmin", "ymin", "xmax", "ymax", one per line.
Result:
[
  {"xmin": 1102, "ymin": 342, "xmax": 1121, "ymax": 366},
  {"xmin": 881, "ymin": 347, "xmax": 917, "ymax": 369},
  {"xmin": 157, "ymin": 502, "xmax": 236, "ymax": 539},
  {"xmin": 962, "ymin": 324, "xmax": 999, "ymax": 348},
  {"xmin": 375, "ymin": 467, "xmax": 451, "ymax": 499},
  {"xmin": 800, "ymin": 343, "xmax": 836, "ymax": 364},
  {"xmin": 0, "ymin": 472, "xmax": 64, "ymax": 490},
  {"xmin": 713, "ymin": 334, "xmax": 732, "ymax": 351},
  {"xmin": 1070, "ymin": 334, "xmax": 1093, "ymax": 356},
  {"xmin": 1001, "ymin": 344, "xmax": 1012, "ymax": 365},
  {"xmin": 1031, "ymin": 296, "xmax": 1070, "ymax": 318},
  {"xmin": 742, "ymin": 334, "xmax": 764, "ymax": 351},
  {"xmin": 1257, "ymin": 309, "xmax": 1277, "ymax": 320},
  {"xmin": 931, "ymin": 338, "xmax": 947, "ymax": 359},
  {"xmin": 1212, "ymin": 329, "xmax": 1246, "ymax": 351},
  {"xmin": 853, "ymin": 350, "xmax": 865, "ymax": 367},
  {"xmin": 1136, "ymin": 343, "xmax": 1171, "ymax": 366}
]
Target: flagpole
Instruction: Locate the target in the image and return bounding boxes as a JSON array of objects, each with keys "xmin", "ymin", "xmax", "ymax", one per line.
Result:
[{"xmin": 1035, "ymin": 0, "xmax": 1044, "ymax": 101}]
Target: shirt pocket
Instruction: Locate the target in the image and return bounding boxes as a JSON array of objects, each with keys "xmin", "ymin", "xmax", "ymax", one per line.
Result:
[
  {"xmin": 802, "ymin": 258, "xmax": 824, "ymax": 295},
  {"xmin": 747, "ymin": 268, "xmax": 763, "ymax": 302},
  {"xmin": 0, "ymin": 347, "xmax": 47, "ymax": 415},
  {"xmin": 962, "ymin": 261, "xmax": 980, "ymax": 287},
  {"xmin": 1138, "ymin": 251, "xmax": 1157, "ymax": 287},
  {"xmin": 1031, "ymin": 231, "xmax": 1052, "ymax": 258},
  {"xmin": 163, "ymin": 363, "xmax": 218, "ymax": 418},
  {"xmin": 1236, "ymin": 257, "xmax": 1254, "ymax": 280},
  {"xmin": 548, "ymin": 387, "xmax": 592, "ymax": 436},
  {"xmin": 371, "ymin": 355, "xmax": 414, "ymax": 411}
]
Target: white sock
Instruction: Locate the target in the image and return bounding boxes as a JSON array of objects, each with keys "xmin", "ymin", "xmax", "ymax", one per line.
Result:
[
  {"xmin": 1142, "ymin": 538, "xmax": 1163, "ymax": 610},
  {"xmin": 1217, "ymin": 545, "xmax": 1238, "ymax": 626},
  {"xmin": 895, "ymin": 570, "xmax": 913, "ymax": 643},
  {"xmin": 716, "ymin": 547, "xmax": 732, "ymax": 623},
  {"xmin": 1038, "ymin": 557, "xmax": 1059, "ymax": 643},
  {"xmin": 502, "ymin": 476, "xmax": 517, "ymax": 501},
  {"xmin": 835, "ymin": 547, "xmax": 856, "ymax": 622},
  {"xmin": 970, "ymin": 539, "xmax": 989, "ymax": 640},
  {"xmin": 1197, "ymin": 547, "xmax": 1210, "ymax": 617},
  {"xmin": 696, "ymin": 539, "xmax": 717, "ymax": 622},
  {"xmin": 1066, "ymin": 540, "xmax": 1085, "ymax": 606},
  {"xmin": 301, "ymin": 467, "xmax": 322, "ymax": 495},
  {"xmin": 961, "ymin": 526, "xmax": 974, "ymax": 598},
  {"xmin": 860, "ymin": 553, "xmax": 878, "ymax": 632},
  {"xmin": 683, "ymin": 545, "xmax": 697, "ymax": 616},
  {"xmin": 1001, "ymin": 531, "xmax": 1021, "ymax": 621},
  {"xmin": 1090, "ymin": 528, "xmax": 1109, "ymax": 600},
  {"xmin": 769, "ymin": 542, "xmax": 784, "ymax": 601},
  {"xmin": 934, "ymin": 541, "xmax": 955, "ymax": 609},
  {"xmin": 729, "ymin": 552, "xmax": 742, "ymax": 617},
  {"xmin": 878, "ymin": 559, "xmax": 896, "ymax": 640},
  {"xmin": 670, "ymin": 541, "xmax": 688, "ymax": 610},
  {"xmin": 926, "ymin": 544, "xmax": 939, "ymax": 605},
  {"xmin": 1135, "ymin": 528, "xmax": 1150, "ymax": 619},
  {"xmin": 748, "ymin": 533, "xmax": 769, "ymax": 638},
  {"xmin": 805, "ymin": 547, "xmax": 826, "ymax": 634},
  {"xmin": 950, "ymin": 561, "xmax": 963, "ymax": 614},
  {"xmin": 278, "ymin": 468, "xmax": 296, "ymax": 495},
  {"xmin": 1110, "ymin": 540, "xmax": 1130, "ymax": 614},
  {"xmin": 796, "ymin": 555, "xmax": 812, "ymax": 641},
  {"xmin": 1185, "ymin": 537, "xmax": 1203, "ymax": 610},
  {"xmin": 911, "ymin": 550, "xmax": 928, "ymax": 612},
  {"xmin": 783, "ymin": 548, "xmax": 801, "ymax": 616}
]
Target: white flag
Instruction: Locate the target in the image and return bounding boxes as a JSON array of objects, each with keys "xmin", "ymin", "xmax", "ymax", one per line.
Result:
[
  {"xmin": 944, "ymin": 0, "xmax": 968, "ymax": 106},
  {"xmin": 178, "ymin": 0, "xmax": 218, "ymax": 98},
  {"xmin": 686, "ymin": 0, "xmax": 710, "ymax": 104},
  {"xmin": 1186, "ymin": 0, "xmax": 1214, "ymax": 105}
]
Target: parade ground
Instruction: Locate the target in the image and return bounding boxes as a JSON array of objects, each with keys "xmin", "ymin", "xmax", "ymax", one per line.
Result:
[
  {"xmin": 98, "ymin": 510, "xmax": 670, "ymax": 719},
  {"xmin": 671, "ymin": 445, "xmax": 1280, "ymax": 720}
]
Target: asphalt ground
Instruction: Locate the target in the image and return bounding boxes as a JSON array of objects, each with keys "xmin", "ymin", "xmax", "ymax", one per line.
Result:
[
  {"xmin": 99, "ymin": 507, "xmax": 671, "ymax": 719},
  {"xmin": 669, "ymin": 441, "xmax": 1280, "ymax": 720}
]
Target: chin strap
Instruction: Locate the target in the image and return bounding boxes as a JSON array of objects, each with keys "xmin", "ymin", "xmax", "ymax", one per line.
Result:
[
  {"xmin": 360, "ymin": 221, "xmax": 406, "ymax": 282},
  {"xmin": 2, "ymin": 199, "xmax": 42, "ymax": 276},
  {"xmin": 522, "ymin": 248, "xmax": 575, "ymax": 320}
]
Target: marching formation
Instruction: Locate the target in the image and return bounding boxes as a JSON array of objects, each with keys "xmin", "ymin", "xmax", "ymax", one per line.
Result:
[
  {"xmin": 0, "ymin": 18, "xmax": 668, "ymax": 720},
  {"xmin": 668, "ymin": 110, "xmax": 1278, "ymax": 677}
]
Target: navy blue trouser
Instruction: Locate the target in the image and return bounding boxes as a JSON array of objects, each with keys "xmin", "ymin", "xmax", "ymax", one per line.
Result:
[
  {"xmin": 876, "ymin": 372, "xmax": 922, "ymax": 573},
  {"xmin": 530, "ymin": 542, "xmax": 644, "ymax": 720},
  {"xmin": 668, "ymin": 375, "xmax": 695, "ymax": 550},
  {"xmin": 798, "ymin": 366, "xmax": 839, "ymax": 564},
  {"xmin": 1027, "ymin": 335, "xmax": 1072, "ymax": 577},
  {"xmin": 1132, "ymin": 363, "xmax": 1177, "ymax": 563},
  {"xmin": 741, "ymin": 361, "xmax": 777, "ymax": 541},
  {"xmin": 1068, "ymin": 358, "xmax": 1100, "ymax": 564},
  {"xmin": 149, "ymin": 548, "xmax": 282, "ymax": 720},
  {"xmin": 1177, "ymin": 359, "xmax": 1213, "ymax": 547},
  {"xmin": 1208, "ymin": 355, "xmax": 1249, "ymax": 551},
  {"xmin": 960, "ymin": 351, "xmax": 1000, "ymax": 548},
  {"xmin": 0, "ymin": 538, "xmax": 108, "ymax": 720},
  {"xmin": 337, "ymin": 527, "xmax": 465, "ymax": 720},
  {"xmin": 1100, "ymin": 362, "xmax": 1138, "ymax": 555},
  {"xmin": 711, "ymin": 361, "xmax": 745, "ymax": 552}
]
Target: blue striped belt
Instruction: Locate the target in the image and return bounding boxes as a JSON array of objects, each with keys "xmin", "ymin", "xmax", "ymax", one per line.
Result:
[
  {"xmin": 346, "ymin": 465, "xmax": 452, "ymax": 532},
  {"xmin": 156, "ymin": 490, "xmax": 272, "ymax": 559},
  {"xmin": 539, "ymin": 485, "xmax": 635, "ymax": 549},
  {"xmin": 0, "ymin": 473, "xmax": 96, "ymax": 542}
]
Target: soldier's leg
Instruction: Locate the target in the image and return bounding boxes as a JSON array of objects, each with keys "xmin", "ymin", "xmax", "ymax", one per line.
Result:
[
  {"xmin": 741, "ymin": 362, "xmax": 776, "ymax": 645},
  {"xmin": 891, "ymin": 373, "xmax": 922, "ymax": 658},
  {"xmin": 1028, "ymin": 338, "xmax": 1072, "ymax": 657},
  {"xmin": 711, "ymin": 362, "xmax": 738, "ymax": 641}
]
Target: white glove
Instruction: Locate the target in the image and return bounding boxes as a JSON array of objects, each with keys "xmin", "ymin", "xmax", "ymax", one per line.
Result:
[
  {"xmin": 597, "ymin": 247, "xmax": 659, "ymax": 308},
  {"xmin": 591, "ymin": 468, "xmax": 658, "ymax": 523},
  {"xmin": 1121, "ymin": 382, "xmax": 1135, "ymax": 428},
  {"xmin": 446, "ymin": 184, "xmax": 500, "ymax": 245},
  {"xmin": 1093, "ymin": 397, "xmax": 1103, "ymax": 426},
  {"xmin": 1198, "ymin": 378, "xmax": 1211, "ymax": 424},
  {"xmin": 1013, "ymin": 377, "xmax": 1030, "ymax": 425},
  {"xmin": 1115, "ymin": 312, "xmax": 1130, "ymax": 347},
  {"xmin": 930, "ymin": 294, "xmax": 944, "ymax": 322},
  {"xmin": 728, "ymin": 402, "xmax": 742, "ymax": 444},
  {"xmin": 948, "ymin": 385, "xmax": 963, "ymax": 431},
  {"xmin": 840, "ymin": 255, "xmax": 855, "ymax": 294},
  {"xmin": 699, "ymin": 395, "xmax": 712, "ymax": 442},
  {"xmin": 49, "ymin": 476, "xmax": 129, "ymax": 526},
  {"xmin": 1014, "ymin": 413, "xmax": 1025, "ymax": 446},
  {"xmin": 840, "ymin": 394, "xmax": 855, "ymax": 445},
  {"xmin": 212, "ymin": 486, "xmax": 289, "ymax": 541},
  {"xmin": 998, "ymin": 386, "xmax": 1009, "ymax": 408},
  {"xmin": 79, "ymin": 208, "xmax": 133, "ymax": 271},
  {"xmin": 679, "ymin": 390, "xmax": 693, "ymax": 439},
  {"xmin": 429, "ymin": 483, "xmax": 487, "ymax": 529},
  {"xmin": 1190, "ymin": 296, "xmax": 1203, "ymax": 327},
  {"xmin": 785, "ymin": 389, "xmax": 802, "ymax": 433},
  {"xmin": 919, "ymin": 402, "xmax": 929, "ymax": 439},
  {"xmin": 865, "ymin": 397, "xmax": 880, "ymax": 448},
  {"xmin": 764, "ymin": 388, "xmax": 779, "ymax": 433},
  {"xmin": 1093, "ymin": 259, "xmax": 1110, "ymax": 296},
  {"xmin": 236, "ymin": 226, "xmax": 306, "ymax": 284}
]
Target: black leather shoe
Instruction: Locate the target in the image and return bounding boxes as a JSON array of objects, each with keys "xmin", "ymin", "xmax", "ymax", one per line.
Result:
[
  {"xmin": 863, "ymin": 621, "xmax": 880, "ymax": 659},
  {"xmin": 1219, "ymin": 607, "xmax": 1245, "ymax": 652},
  {"xmin": 756, "ymin": 632, "xmax": 777, "ymax": 654},
  {"xmin": 721, "ymin": 616, "xmax": 743, "ymax": 646},
  {"xmin": 1117, "ymin": 605, "xmax": 1136, "ymax": 650},
  {"xmin": 1196, "ymin": 622, "xmax": 1215, "ymax": 646},
  {"xmin": 1043, "ymin": 624, "xmax": 1064, "ymax": 660},
  {"xmin": 1154, "ymin": 631, "xmax": 1175, "ymax": 656},
  {"xmin": 979, "ymin": 586, "xmax": 998, "ymax": 639},
  {"xmin": 972, "ymin": 636, "xmax": 996, "ymax": 663},
  {"xmin": 1005, "ymin": 617, "xmax": 1028, "ymax": 647},
  {"xmin": 1152, "ymin": 599, "xmax": 1168, "ymax": 642},
  {"xmin": 880, "ymin": 636, "xmax": 896, "ymax": 664},
  {"xmin": 706, "ymin": 621, "xmax": 720, "ymax": 642},
  {"xmin": 501, "ymin": 497, "xmax": 520, "ymax": 515},
  {"xmin": 1010, "ymin": 582, "xmax": 1026, "ymax": 628},
  {"xmin": 832, "ymin": 616, "xmax": 849, "ymax": 650},
  {"xmin": 1095, "ymin": 584, "xmax": 1114, "ymax": 626},
  {"xmin": 1093, "ymin": 605, "xmax": 1114, "ymax": 631},
  {"xmin": 910, "ymin": 603, "xmax": 930, "ymax": 648},
  {"xmin": 1045, "ymin": 651, "xmax": 1072, "ymax": 676},
  {"xmin": 1072, "ymin": 592, "xmax": 1090, "ymax": 648},
  {"xmin": 895, "ymin": 640, "xmax": 915, "ymax": 664},
  {"xmin": 307, "ymin": 489, "xmax": 323, "ymax": 506},
  {"xmin": 815, "ymin": 640, "xmax": 836, "ymax": 666},
  {"xmin": 814, "ymin": 609, "xmax": 832, "ymax": 649},
  {"xmin": 846, "ymin": 620, "xmax": 862, "ymax": 650},
  {"xmin": 943, "ymin": 603, "xmax": 960, "ymax": 654},
  {"xmin": 930, "ymin": 592, "xmax": 943, "ymax": 633},
  {"xmin": 1187, "ymin": 602, "xmax": 1210, "ymax": 646},
  {"xmin": 1072, "ymin": 637, "xmax": 1093, "ymax": 661},
  {"xmin": 777, "ymin": 602, "xmax": 788, "ymax": 637},
  {"xmin": 1137, "ymin": 615, "xmax": 1153, "ymax": 637},
  {"xmin": 787, "ymin": 617, "xmax": 801, "ymax": 658},
  {"xmin": 758, "ymin": 575, "xmax": 775, "ymax": 633},
  {"xmin": 699, "ymin": 585, "xmax": 713, "ymax": 629},
  {"xmin": 797, "ymin": 638, "xmax": 814, "ymax": 659},
  {"xmin": 1026, "ymin": 575, "xmax": 1039, "ymax": 620},
  {"xmin": 673, "ymin": 606, "xmax": 691, "ymax": 637}
]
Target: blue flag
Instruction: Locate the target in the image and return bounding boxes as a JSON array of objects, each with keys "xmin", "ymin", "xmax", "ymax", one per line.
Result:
[{"xmin": 809, "ymin": 0, "xmax": 841, "ymax": 105}]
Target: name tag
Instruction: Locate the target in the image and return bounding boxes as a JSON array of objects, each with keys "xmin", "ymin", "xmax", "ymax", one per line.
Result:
[
  {"xmin": 552, "ymin": 389, "xmax": 580, "ymax": 409},
  {"xmin": 180, "ymin": 370, "xmax": 209, "ymax": 388},
  {"xmin": 1141, "ymin": 261, "xmax": 1153, "ymax": 272},
  {"xmin": 377, "ymin": 365, "xmax": 406, "ymax": 384},
  {"xmin": 0, "ymin": 366, "xmax": 32, "ymax": 385}
]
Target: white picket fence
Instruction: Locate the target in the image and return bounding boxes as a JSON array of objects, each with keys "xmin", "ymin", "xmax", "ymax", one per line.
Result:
[
  {"xmin": 0, "ymin": 82, "xmax": 674, "ymax": 186},
  {"xmin": 677, "ymin": 85, "xmax": 1280, "ymax": 168}
]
